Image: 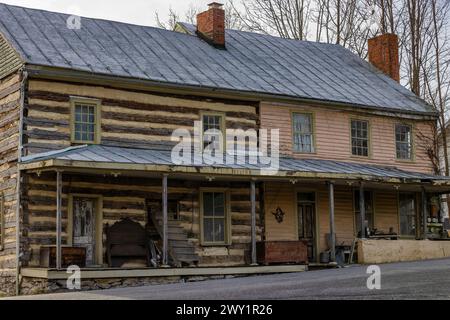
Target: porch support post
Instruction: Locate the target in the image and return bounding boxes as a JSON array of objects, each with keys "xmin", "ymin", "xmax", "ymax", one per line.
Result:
[
  {"xmin": 328, "ymin": 181, "xmax": 336, "ymax": 263},
  {"xmin": 162, "ymin": 174, "xmax": 169, "ymax": 266},
  {"xmin": 250, "ymin": 179, "xmax": 258, "ymax": 266},
  {"xmin": 56, "ymin": 171, "xmax": 62, "ymax": 270},
  {"xmin": 359, "ymin": 182, "xmax": 366, "ymax": 239},
  {"xmin": 421, "ymin": 187, "xmax": 428, "ymax": 240}
]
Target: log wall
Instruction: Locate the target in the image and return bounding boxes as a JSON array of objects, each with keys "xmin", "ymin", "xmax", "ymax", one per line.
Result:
[
  {"xmin": 22, "ymin": 172, "xmax": 261, "ymax": 268},
  {"xmin": 24, "ymin": 80, "xmax": 258, "ymax": 155},
  {"xmin": 0, "ymin": 71, "xmax": 22, "ymax": 296}
]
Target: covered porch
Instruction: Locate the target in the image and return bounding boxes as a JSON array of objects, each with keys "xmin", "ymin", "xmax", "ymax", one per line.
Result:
[{"xmin": 16, "ymin": 145, "xmax": 450, "ymax": 292}]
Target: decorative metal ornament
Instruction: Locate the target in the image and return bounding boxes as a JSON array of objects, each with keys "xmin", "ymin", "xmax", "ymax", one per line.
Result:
[{"xmin": 272, "ymin": 207, "xmax": 285, "ymax": 223}]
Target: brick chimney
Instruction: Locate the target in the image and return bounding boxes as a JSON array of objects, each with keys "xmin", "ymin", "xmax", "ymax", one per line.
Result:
[
  {"xmin": 197, "ymin": 2, "xmax": 225, "ymax": 48},
  {"xmin": 368, "ymin": 33, "xmax": 400, "ymax": 82}
]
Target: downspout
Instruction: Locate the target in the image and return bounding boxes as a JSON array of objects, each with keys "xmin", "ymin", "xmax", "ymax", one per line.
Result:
[{"xmin": 15, "ymin": 69, "xmax": 28, "ymax": 296}]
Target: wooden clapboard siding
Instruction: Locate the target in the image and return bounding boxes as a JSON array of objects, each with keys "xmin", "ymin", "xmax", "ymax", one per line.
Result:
[
  {"xmin": 0, "ymin": 72, "xmax": 21, "ymax": 286},
  {"xmin": 264, "ymin": 182, "xmax": 297, "ymax": 241},
  {"xmin": 0, "ymin": 32, "xmax": 23, "ymax": 80},
  {"xmin": 22, "ymin": 172, "xmax": 261, "ymax": 267},
  {"xmin": 260, "ymin": 102, "xmax": 435, "ymax": 174},
  {"xmin": 23, "ymin": 80, "xmax": 258, "ymax": 155}
]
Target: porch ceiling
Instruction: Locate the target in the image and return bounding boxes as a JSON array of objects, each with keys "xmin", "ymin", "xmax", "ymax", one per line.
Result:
[{"xmin": 18, "ymin": 145, "xmax": 450, "ymax": 190}]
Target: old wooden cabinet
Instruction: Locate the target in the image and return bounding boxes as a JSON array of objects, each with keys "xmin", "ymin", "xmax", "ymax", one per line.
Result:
[
  {"xmin": 40, "ymin": 246, "xmax": 86, "ymax": 268},
  {"xmin": 257, "ymin": 241, "xmax": 308, "ymax": 265}
]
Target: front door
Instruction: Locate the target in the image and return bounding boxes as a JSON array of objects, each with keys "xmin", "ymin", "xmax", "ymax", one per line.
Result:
[
  {"xmin": 73, "ymin": 197, "xmax": 96, "ymax": 266},
  {"xmin": 297, "ymin": 193, "xmax": 316, "ymax": 261}
]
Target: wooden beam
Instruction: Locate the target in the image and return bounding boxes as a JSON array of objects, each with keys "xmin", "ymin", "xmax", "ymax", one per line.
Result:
[
  {"xmin": 56, "ymin": 170, "xmax": 62, "ymax": 270},
  {"xmin": 359, "ymin": 182, "xmax": 366, "ymax": 239},
  {"xmin": 328, "ymin": 182, "xmax": 336, "ymax": 262},
  {"xmin": 162, "ymin": 174, "xmax": 169, "ymax": 266},
  {"xmin": 250, "ymin": 179, "xmax": 257, "ymax": 266}
]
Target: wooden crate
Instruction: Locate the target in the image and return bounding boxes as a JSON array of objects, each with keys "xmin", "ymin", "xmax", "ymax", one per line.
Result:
[
  {"xmin": 40, "ymin": 246, "xmax": 86, "ymax": 268},
  {"xmin": 257, "ymin": 241, "xmax": 308, "ymax": 265}
]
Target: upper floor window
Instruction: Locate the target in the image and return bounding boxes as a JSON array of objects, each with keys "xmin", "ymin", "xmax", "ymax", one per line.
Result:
[
  {"xmin": 71, "ymin": 98, "xmax": 101, "ymax": 144},
  {"xmin": 351, "ymin": 119, "xmax": 369, "ymax": 157},
  {"xmin": 202, "ymin": 113, "xmax": 225, "ymax": 152},
  {"xmin": 396, "ymin": 124, "xmax": 413, "ymax": 160},
  {"xmin": 293, "ymin": 113, "xmax": 314, "ymax": 153}
]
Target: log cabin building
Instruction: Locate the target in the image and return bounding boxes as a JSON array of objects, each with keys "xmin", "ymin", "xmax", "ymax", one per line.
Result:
[{"xmin": 1, "ymin": 2, "xmax": 450, "ymax": 296}]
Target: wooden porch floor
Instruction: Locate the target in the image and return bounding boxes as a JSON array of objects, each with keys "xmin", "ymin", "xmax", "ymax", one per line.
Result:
[{"xmin": 21, "ymin": 265, "xmax": 307, "ymax": 280}]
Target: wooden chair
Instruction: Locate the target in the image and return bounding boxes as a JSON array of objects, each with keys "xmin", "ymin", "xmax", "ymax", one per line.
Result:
[{"xmin": 106, "ymin": 218, "xmax": 151, "ymax": 268}]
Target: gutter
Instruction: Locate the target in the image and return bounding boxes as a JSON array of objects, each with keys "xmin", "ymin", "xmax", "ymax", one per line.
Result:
[
  {"xmin": 24, "ymin": 64, "xmax": 438, "ymax": 121},
  {"xmin": 15, "ymin": 68, "xmax": 27, "ymax": 296}
]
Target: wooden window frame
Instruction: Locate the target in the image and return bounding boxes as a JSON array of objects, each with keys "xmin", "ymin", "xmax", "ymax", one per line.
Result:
[
  {"xmin": 350, "ymin": 118, "xmax": 371, "ymax": 158},
  {"xmin": 70, "ymin": 97, "xmax": 102, "ymax": 145},
  {"xmin": 0, "ymin": 193, "xmax": 4, "ymax": 251},
  {"xmin": 292, "ymin": 112, "xmax": 316, "ymax": 154},
  {"xmin": 67, "ymin": 194, "xmax": 104, "ymax": 266},
  {"xmin": 200, "ymin": 111, "xmax": 226, "ymax": 153},
  {"xmin": 199, "ymin": 189, "xmax": 231, "ymax": 246},
  {"xmin": 395, "ymin": 123, "xmax": 415, "ymax": 162}
]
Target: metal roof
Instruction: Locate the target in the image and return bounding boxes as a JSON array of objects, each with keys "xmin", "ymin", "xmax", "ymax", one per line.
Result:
[
  {"xmin": 0, "ymin": 3, "xmax": 433, "ymax": 115},
  {"xmin": 20, "ymin": 145, "xmax": 448, "ymax": 182}
]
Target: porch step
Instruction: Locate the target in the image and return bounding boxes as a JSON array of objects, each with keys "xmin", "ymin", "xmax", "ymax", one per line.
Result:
[{"xmin": 152, "ymin": 215, "xmax": 200, "ymax": 265}]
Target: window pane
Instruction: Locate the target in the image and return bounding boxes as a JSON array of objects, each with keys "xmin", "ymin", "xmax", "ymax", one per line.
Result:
[
  {"xmin": 214, "ymin": 218, "xmax": 225, "ymax": 242},
  {"xmin": 203, "ymin": 193, "xmax": 214, "ymax": 216},
  {"xmin": 351, "ymin": 120, "xmax": 369, "ymax": 157},
  {"xmin": 214, "ymin": 193, "xmax": 225, "ymax": 217},
  {"xmin": 74, "ymin": 103, "xmax": 97, "ymax": 142},
  {"xmin": 203, "ymin": 115, "xmax": 223, "ymax": 151},
  {"xmin": 204, "ymin": 218, "xmax": 214, "ymax": 242},
  {"xmin": 203, "ymin": 192, "xmax": 227, "ymax": 243},
  {"xmin": 293, "ymin": 113, "xmax": 314, "ymax": 153},
  {"xmin": 396, "ymin": 124, "xmax": 412, "ymax": 160}
]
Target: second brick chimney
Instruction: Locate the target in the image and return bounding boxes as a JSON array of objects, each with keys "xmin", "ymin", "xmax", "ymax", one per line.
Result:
[
  {"xmin": 368, "ymin": 33, "xmax": 400, "ymax": 82},
  {"xmin": 197, "ymin": 2, "xmax": 225, "ymax": 48}
]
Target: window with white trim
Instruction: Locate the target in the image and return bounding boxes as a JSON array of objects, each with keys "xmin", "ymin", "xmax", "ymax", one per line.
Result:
[
  {"xmin": 293, "ymin": 113, "xmax": 314, "ymax": 153},
  {"xmin": 351, "ymin": 120, "xmax": 369, "ymax": 157},
  {"xmin": 396, "ymin": 124, "xmax": 413, "ymax": 160},
  {"xmin": 71, "ymin": 99, "xmax": 101, "ymax": 144},
  {"xmin": 202, "ymin": 114, "xmax": 224, "ymax": 152}
]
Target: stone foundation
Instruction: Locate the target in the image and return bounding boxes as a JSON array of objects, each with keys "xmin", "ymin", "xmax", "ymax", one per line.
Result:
[
  {"xmin": 19, "ymin": 274, "xmax": 236, "ymax": 296},
  {"xmin": 358, "ymin": 239, "xmax": 450, "ymax": 264},
  {"xmin": 0, "ymin": 274, "xmax": 15, "ymax": 297}
]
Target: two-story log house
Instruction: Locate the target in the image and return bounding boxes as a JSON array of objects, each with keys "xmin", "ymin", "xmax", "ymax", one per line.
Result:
[{"xmin": 1, "ymin": 3, "xmax": 450, "ymax": 296}]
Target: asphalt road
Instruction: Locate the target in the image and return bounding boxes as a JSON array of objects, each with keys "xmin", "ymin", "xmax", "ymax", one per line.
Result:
[{"xmin": 6, "ymin": 258, "xmax": 450, "ymax": 300}]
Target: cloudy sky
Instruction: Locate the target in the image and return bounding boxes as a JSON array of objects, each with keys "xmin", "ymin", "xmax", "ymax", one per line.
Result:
[{"xmin": 0, "ymin": 0, "xmax": 219, "ymax": 26}]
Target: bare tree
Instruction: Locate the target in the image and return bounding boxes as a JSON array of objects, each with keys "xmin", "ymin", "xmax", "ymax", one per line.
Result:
[
  {"xmin": 154, "ymin": 0, "xmax": 450, "ymax": 175},
  {"xmin": 156, "ymin": 3, "xmax": 244, "ymax": 31},
  {"xmin": 422, "ymin": 0, "xmax": 450, "ymax": 174}
]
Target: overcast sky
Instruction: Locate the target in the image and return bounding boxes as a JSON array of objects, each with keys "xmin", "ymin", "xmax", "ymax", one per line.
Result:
[{"xmin": 0, "ymin": 0, "xmax": 218, "ymax": 26}]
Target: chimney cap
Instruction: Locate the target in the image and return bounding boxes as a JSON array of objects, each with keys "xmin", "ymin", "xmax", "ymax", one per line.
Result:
[{"xmin": 208, "ymin": 2, "xmax": 224, "ymax": 9}]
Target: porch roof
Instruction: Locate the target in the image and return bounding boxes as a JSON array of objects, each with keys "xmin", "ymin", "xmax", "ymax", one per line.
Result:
[{"xmin": 18, "ymin": 145, "xmax": 450, "ymax": 187}]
